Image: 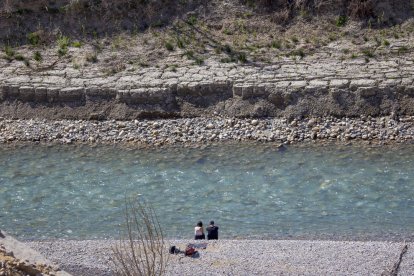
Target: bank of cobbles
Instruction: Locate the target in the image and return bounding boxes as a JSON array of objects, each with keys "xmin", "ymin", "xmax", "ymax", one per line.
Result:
[{"xmin": 0, "ymin": 116, "xmax": 413, "ymax": 146}]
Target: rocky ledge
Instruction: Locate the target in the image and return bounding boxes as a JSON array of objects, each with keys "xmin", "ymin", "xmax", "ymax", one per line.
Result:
[
  {"xmin": 1, "ymin": 50, "xmax": 414, "ymax": 120},
  {"xmin": 0, "ymin": 230, "xmax": 68, "ymax": 276},
  {"xmin": 0, "ymin": 115, "xmax": 413, "ymax": 146}
]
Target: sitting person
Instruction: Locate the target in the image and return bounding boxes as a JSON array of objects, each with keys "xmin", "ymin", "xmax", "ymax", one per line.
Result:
[
  {"xmin": 194, "ymin": 221, "xmax": 205, "ymax": 240},
  {"xmin": 206, "ymin": 220, "xmax": 219, "ymax": 240}
]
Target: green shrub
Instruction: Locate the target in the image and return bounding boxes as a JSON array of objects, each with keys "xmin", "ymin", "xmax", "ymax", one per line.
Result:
[
  {"xmin": 183, "ymin": 50, "xmax": 194, "ymax": 59},
  {"xmin": 72, "ymin": 41, "xmax": 82, "ymax": 48},
  {"xmin": 86, "ymin": 52, "xmax": 98, "ymax": 63},
  {"xmin": 194, "ymin": 56, "xmax": 204, "ymax": 65},
  {"xmin": 383, "ymin": 39, "xmax": 390, "ymax": 47},
  {"xmin": 57, "ymin": 35, "xmax": 70, "ymax": 49},
  {"xmin": 176, "ymin": 38, "xmax": 185, "ymax": 49},
  {"xmin": 15, "ymin": 54, "xmax": 25, "ymax": 61},
  {"xmin": 362, "ymin": 49, "xmax": 375, "ymax": 58},
  {"xmin": 57, "ymin": 35, "xmax": 70, "ymax": 57},
  {"xmin": 33, "ymin": 51, "xmax": 42, "ymax": 62},
  {"xmin": 336, "ymin": 16, "xmax": 348, "ymax": 27},
  {"xmin": 397, "ymin": 46, "xmax": 409, "ymax": 54},
  {"xmin": 4, "ymin": 46, "xmax": 15, "ymax": 58},
  {"xmin": 58, "ymin": 47, "xmax": 68, "ymax": 57},
  {"xmin": 220, "ymin": 57, "xmax": 236, "ymax": 63},
  {"xmin": 270, "ymin": 40, "xmax": 281, "ymax": 49},
  {"xmin": 223, "ymin": 44, "xmax": 232, "ymax": 54},
  {"xmin": 165, "ymin": 41, "xmax": 174, "ymax": 51},
  {"xmin": 187, "ymin": 15, "xmax": 197, "ymax": 26},
  {"xmin": 290, "ymin": 49, "xmax": 305, "ymax": 59},
  {"xmin": 169, "ymin": 64, "xmax": 177, "ymax": 72},
  {"xmin": 27, "ymin": 32, "xmax": 40, "ymax": 46},
  {"xmin": 222, "ymin": 28, "xmax": 233, "ymax": 35},
  {"xmin": 238, "ymin": 52, "xmax": 247, "ymax": 63}
]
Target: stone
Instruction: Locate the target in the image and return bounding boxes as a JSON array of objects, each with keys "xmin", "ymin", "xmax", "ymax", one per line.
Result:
[
  {"xmin": 59, "ymin": 87, "xmax": 85, "ymax": 102},
  {"xmin": 350, "ymin": 79, "xmax": 377, "ymax": 90},
  {"xmin": 268, "ymin": 93, "xmax": 284, "ymax": 107},
  {"xmin": 231, "ymin": 84, "xmax": 245, "ymax": 98},
  {"xmin": 34, "ymin": 87, "xmax": 48, "ymax": 102},
  {"xmin": 6, "ymin": 86, "xmax": 19, "ymax": 99},
  {"xmin": 47, "ymin": 88, "xmax": 60, "ymax": 103},
  {"xmin": 0, "ymin": 85, "xmax": 6, "ymax": 101},
  {"xmin": 19, "ymin": 86, "xmax": 35, "ymax": 102},
  {"xmin": 307, "ymin": 119, "xmax": 317, "ymax": 127},
  {"xmin": 330, "ymin": 79, "xmax": 350, "ymax": 89},
  {"xmin": 86, "ymin": 87, "xmax": 117, "ymax": 100},
  {"xmin": 357, "ymin": 87, "xmax": 377, "ymax": 98}
]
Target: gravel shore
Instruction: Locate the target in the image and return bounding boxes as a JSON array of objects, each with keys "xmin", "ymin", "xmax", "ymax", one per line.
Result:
[
  {"xmin": 26, "ymin": 239, "xmax": 413, "ymax": 276},
  {"xmin": 0, "ymin": 115, "xmax": 413, "ymax": 146}
]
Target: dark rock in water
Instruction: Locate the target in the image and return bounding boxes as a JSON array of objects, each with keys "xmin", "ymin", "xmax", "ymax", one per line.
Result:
[
  {"xmin": 195, "ymin": 156, "xmax": 207, "ymax": 164},
  {"xmin": 277, "ymin": 144, "xmax": 287, "ymax": 152}
]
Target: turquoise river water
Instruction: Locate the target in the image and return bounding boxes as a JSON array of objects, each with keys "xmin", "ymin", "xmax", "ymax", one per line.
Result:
[{"xmin": 0, "ymin": 143, "xmax": 413, "ymax": 241}]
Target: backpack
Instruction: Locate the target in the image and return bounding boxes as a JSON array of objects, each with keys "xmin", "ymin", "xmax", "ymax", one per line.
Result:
[
  {"xmin": 185, "ymin": 246, "xmax": 197, "ymax": 256},
  {"xmin": 169, "ymin": 246, "xmax": 176, "ymax": 254},
  {"xmin": 169, "ymin": 245, "xmax": 181, "ymax": 254}
]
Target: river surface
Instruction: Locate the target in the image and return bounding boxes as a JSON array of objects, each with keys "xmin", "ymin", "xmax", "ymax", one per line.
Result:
[{"xmin": 0, "ymin": 143, "xmax": 413, "ymax": 241}]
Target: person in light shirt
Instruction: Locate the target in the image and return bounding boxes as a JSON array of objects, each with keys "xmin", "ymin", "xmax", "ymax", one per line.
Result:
[{"xmin": 194, "ymin": 221, "xmax": 205, "ymax": 240}]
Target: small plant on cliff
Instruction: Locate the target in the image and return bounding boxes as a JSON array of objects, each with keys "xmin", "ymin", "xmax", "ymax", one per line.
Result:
[
  {"xmin": 33, "ymin": 51, "xmax": 42, "ymax": 62},
  {"xmin": 57, "ymin": 35, "xmax": 70, "ymax": 49},
  {"xmin": 111, "ymin": 197, "xmax": 168, "ymax": 276},
  {"xmin": 362, "ymin": 48, "xmax": 375, "ymax": 58},
  {"xmin": 176, "ymin": 37, "xmax": 185, "ymax": 49},
  {"xmin": 397, "ymin": 46, "xmax": 409, "ymax": 55},
  {"xmin": 72, "ymin": 41, "xmax": 82, "ymax": 48},
  {"xmin": 270, "ymin": 40, "xmax": 281, "ymax": 49},
  {"xmin": 289, "ymin": 49, "xmax": 305, "ymax": 59},
  {"xmin": 57, "ymin": 35, "xmax": 70, "ymax": 57},
  {"xmin": 336, "ymin": 16, "xmax": 348, "ymax": 27},
  {"xmin": 86, "ymin": 52, "xmax": 98, "ymax": 63},
  {"xmin": 14, "ymin": 53, "xmax": 25, "ymax": 61},
  {"xmin": 186, "ymin": 14, "xmax": 197, "ymax": 26},
  {"xmin": 164, "ymin": 41, "xmax": 174, "ymax": 51},
  {"xmin": 3, "ymin": 46, "xmax": 15, "ymax": 61},
  {"xmin": 27, "ymin": 32, "xmax": 41, "ymax": 46},
  {"xmin": 194, "ymin": 56, "xmax": 204, "ymax": 65},
  {"xmin": 238, "ymin": 52, "xmax": 248, "ymax": 63}
]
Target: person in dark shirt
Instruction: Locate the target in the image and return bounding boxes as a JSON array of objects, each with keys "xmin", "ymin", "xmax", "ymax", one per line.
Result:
[{"xmin": 206, "ymin": 221, "xmax": 219, "ymax": 240}]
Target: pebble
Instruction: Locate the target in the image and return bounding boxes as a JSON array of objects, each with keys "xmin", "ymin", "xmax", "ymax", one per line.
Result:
[{"xmin": 0, "ymin": 116, "xmax": 412, "ymax": 146}]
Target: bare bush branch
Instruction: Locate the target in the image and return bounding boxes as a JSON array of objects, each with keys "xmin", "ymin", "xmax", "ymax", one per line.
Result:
[{"xmin": 111, "ymin": 197, "xmax": 168, "ymax": 276}]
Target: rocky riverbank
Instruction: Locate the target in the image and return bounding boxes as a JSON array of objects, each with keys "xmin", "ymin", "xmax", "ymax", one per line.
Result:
[
  {"xmin": 0, "ymin": 115, "xmax": 413, "ymax": 146},
  {"xmin": 26, "ymin": 239, "xmax": 413, "ymax": 276}
]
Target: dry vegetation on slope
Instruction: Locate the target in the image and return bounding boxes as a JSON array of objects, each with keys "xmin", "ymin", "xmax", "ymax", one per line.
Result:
[
  {"xmin": 1, "ymin": 0, "xmax": 413, "ymax": 43},
  {"xmin": 0, "ymin": 0, "xmax": 413, "ymax": 78}
]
